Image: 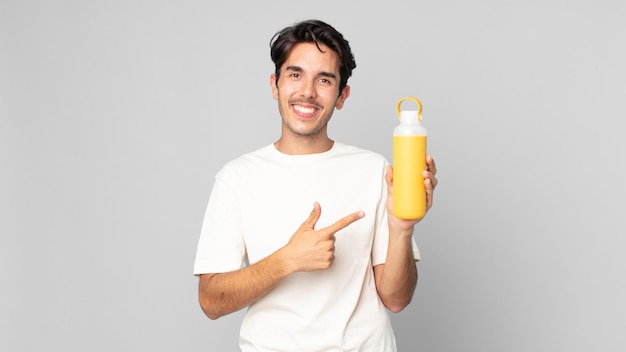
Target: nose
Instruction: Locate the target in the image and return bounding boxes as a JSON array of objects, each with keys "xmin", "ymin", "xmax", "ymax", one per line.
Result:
[{"xmin": 300, "ymin": 77, "xmax": 316, "ymax": 98}]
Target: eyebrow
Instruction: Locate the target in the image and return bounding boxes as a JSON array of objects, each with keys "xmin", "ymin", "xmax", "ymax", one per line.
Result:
[{"xmin": 285, "ymin": 65, "xmax": 337, "ymax": 79}]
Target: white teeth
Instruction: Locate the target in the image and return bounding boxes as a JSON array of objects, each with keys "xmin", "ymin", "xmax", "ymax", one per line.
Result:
[{"xmin": 294, "ymin": 105, "xmax": 316, "ymax": 114}]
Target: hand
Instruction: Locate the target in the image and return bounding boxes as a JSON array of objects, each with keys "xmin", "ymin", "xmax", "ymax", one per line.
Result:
[
  {"xmin": 281, "ymin": 202, "xmax": 364, "ymax": 273},
  {"xmin": 385, "ymin": 154, "xmax": 438, "ymax": 230}
]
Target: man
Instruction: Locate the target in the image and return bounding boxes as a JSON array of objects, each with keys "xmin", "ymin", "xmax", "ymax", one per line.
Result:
[{"xmin": 194, "ymin": 19, "xmax": 437, "ymax": 351}]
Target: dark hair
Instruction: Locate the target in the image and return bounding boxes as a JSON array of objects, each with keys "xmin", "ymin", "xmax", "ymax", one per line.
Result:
[{"xmin": 270, "ymin": 19, "xmax": 357, "ymax": 94}]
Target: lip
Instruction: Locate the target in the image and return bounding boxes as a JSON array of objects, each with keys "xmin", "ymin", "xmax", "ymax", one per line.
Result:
[{"xmin": 291, "ymin": 103, "xmax": 320, "ymax": 118}]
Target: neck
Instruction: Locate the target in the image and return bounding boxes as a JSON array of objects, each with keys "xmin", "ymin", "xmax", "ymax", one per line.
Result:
[{"xmin": 274, "ymin": 135, "xmax": 334, "ymax": 155}]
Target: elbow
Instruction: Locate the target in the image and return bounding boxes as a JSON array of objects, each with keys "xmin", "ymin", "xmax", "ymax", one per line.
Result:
[
  {"xmin": 384, "ymin": 297, "xmax": 412, "ymax": 313},
  {"xmin": 387, "ymin": 306, "xmax": 405, "ymax": 314},
  {"xmin": 198, "ymin": 273, "xmax": 226, "ymax": 320},
  {"xmin": 199, "ymin": 299, "xmax": 225, "ymax": 320},
  {"xmin": 377, "ymin": 281, "xmax": 416, "ymax": 313},
  {"xmin": 204, "ymin": 311, "xmax": 223, "ymax": 321}
]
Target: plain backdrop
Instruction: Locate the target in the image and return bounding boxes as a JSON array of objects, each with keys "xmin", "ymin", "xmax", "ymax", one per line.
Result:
[{"xmin": 2, "ymin": 0, "xmax": 625, "ymax": 351}]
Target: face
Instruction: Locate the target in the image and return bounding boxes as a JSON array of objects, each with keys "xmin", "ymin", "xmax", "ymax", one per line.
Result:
[{"xmin": 270, "ymin": 42, "xmax": 350, "ymax": 139}]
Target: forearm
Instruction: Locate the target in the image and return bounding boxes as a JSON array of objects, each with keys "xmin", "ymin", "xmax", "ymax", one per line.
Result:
[
  {"xmin": 198, "ymin": 203, "xmax": 364, "ymax": 320},
  {"xmin": 375, "ymin": 228, "xmax": 418, "ymax": 313},
  {"xmin": 198, "ymin": 249, "xmax": 291, "ymax": 320}
]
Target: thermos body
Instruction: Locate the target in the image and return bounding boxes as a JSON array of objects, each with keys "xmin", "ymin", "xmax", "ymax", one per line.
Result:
[{"xmin": 392, "ymin": 97, "xmax": 428, "ymax": 220}]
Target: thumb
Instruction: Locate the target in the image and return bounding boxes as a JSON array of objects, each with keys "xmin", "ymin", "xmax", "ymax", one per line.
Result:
[
  {"xmin": 385, "ymin": 165, "xmax": 394, "ymax": 196},
  {"xmin": 301, "ymin": 202, "xmax": 322, "ymax": 230}
]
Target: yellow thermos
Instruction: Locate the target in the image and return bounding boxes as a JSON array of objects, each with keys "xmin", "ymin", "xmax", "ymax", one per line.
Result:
[{"xmin": 393, "ymin": 97, "xmax": 428, "ymax": 220}]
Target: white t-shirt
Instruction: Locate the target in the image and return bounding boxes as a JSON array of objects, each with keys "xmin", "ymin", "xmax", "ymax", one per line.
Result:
[{"xmin": 194, "ymin": 142, "xmax": 420, "ymax": 352}]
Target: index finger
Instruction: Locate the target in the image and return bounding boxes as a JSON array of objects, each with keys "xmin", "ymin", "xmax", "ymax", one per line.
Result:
[
  {"xmin": 321, "ymin": 211, "xmax": 365, "ymax": 236},
  {"xmin": 426, "ymin": 154, "xmax": 437, "ymax": 175}
]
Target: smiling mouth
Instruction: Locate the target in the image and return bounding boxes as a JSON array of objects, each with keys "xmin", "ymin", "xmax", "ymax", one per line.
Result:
[{"xmin": 293, "ymin": 105, "xmax": 318, "ymax": 115}]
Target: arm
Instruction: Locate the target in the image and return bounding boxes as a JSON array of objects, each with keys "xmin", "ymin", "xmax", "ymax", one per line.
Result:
[
  {"xmin": 198, "ymin": 202, "xmax": 364, "ymax": 320},
  {"xmin": 198, "ymin": 252, "xmax": 290, "ymax": 320},
  {"xmin": 374, "ymin": 155, "xmax": 438, "ymax": 312}
]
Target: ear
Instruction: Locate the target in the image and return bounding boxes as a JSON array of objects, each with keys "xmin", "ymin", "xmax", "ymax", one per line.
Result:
[
  {"xmin": 335, "ymin": 85, "xmax": 351, "ymax": 110},
  {"xmin": 270, "ymin": 74, "xmax": 279, "ymax": 100}
]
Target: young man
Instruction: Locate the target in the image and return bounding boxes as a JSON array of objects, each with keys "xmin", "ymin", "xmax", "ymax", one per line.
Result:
[{"xmin": 194, "ymin": 19, "xmax": 438, "ymax": 351}]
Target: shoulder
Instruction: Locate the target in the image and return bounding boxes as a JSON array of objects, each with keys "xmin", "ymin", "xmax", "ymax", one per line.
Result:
[
  {"xmin": 332, "ymin": 142, "xmax": 389, "ymax": 166},
  {"xmin": 216, "ymin": 144, "xmax": 275, "ymax": 179}
]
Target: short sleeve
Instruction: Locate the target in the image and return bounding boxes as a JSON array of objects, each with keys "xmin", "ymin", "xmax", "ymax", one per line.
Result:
[{"xmin": 193, "ymin": 169, "xmax": 247, "ymax": 276}]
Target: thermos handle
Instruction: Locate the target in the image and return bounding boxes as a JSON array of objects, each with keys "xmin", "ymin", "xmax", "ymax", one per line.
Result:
[{"xmin": 396, "ymin": 96, "xmax": 423, "ymax": 121}]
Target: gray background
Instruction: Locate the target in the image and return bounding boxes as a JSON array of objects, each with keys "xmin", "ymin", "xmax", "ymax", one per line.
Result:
[{"xmin": 2, "ymin": 0, "xmax": 625, "ymax": 351}]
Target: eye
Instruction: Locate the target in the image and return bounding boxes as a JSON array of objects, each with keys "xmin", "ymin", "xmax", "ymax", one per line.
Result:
[
  {"xmin": 289, "ymin": 73, "xmax": 301, "ymax": 79},
  {"xmin": 319, "ymin": 78, "xmax": 333, "ymax": 85}
]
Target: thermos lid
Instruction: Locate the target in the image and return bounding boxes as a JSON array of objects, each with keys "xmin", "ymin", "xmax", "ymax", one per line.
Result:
[
  {"xmin": 396, "ymin": 96, "xmax": 423, "ymax": 123},
  {"xmin": 400, "ymin": 110, "xmax": 420, "ymax": 124}
]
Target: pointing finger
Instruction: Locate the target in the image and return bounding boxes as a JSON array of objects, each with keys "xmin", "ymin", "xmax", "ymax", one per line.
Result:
[{"xmin": 322, "ymin": 211, "xmax": 365, "ymax": 236}]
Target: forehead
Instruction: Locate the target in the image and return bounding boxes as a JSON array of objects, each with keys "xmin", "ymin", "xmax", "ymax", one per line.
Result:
[{"xmin": 282, "ymin": 42, "xmax": 340, "ymax": 74}]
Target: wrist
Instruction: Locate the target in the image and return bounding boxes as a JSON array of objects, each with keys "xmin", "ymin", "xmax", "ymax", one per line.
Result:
[
  {"xmin": 388, "ymin": 220, "xmax": 415, "ymax": 238},
  {"xmin": 392, "ymin": 228, "xmax": 415, "ymax": 240},
  {"xmin": 272, "ymin": 246, "xmax": 298, "ymax": 276}
]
